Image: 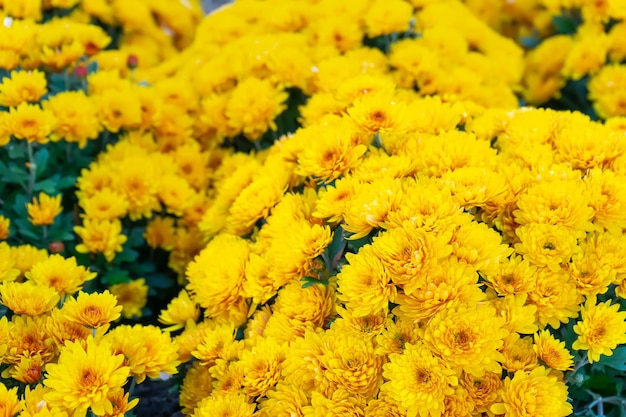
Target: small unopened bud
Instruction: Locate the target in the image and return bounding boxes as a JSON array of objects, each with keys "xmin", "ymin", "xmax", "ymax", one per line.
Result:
[
  {"xmin": 75, "ymin": 65, "xmax": 88, "ymax": 77},
  {"xmin": 49, "ymin": 241, "xmax": 65, "ymax": 253},
  {"xmin": 127, "ymin": 54, "xmax": 138, "ymax": 69}
]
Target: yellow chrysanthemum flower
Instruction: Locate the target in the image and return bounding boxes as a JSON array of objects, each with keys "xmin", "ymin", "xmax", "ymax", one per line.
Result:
[
  {"xmin": 514, "ymin": 223, "xmax": 580, "ymax": 272},
  {"xmin": 0, "ymin": 281, "xmax": 59, "ymax": 316},
  {"xmin": 337, "ymin": 244, "xmax": 396, "ymax": 317},
  {"xmin": 61, "ymin": 290, "xmax": 122, "ymax": 330},
  {"xmin": 240, "ymin": 336, "xmax": 285, "ymax": 397},
  {"xmin": 158, "ymin": 289, "xmax": 200, "ymax": 332},
  {"xmin": 7, "ymin": 102, "xmax": 57, "ymax": 144},
  {"xmin": 573, "ymin": 296, "xmax": 626, "ymax": 363},
  {"xmin": 109, "ymin": 278, "xmax": 148, "ymax": 319},
  {"xmin": 5, "ymin": 314, "xmax": 56, "ymax": 365},
  {"xmin": 0, "ymin": 69, "xmax": 47, "ymax": 107},
  {"xmin": 381, "ymin": 341, "xmax": 458, "ymax": 417},
  {"xmin": 302, "ymin": 389, "xmax": 367, "ymax": 416},
  {"xmin": 527, "ymin": 267, "xmax": 582, "ymax": 329},
  {"xmin": 533, "ymin": 330, "xmax": 574, "ymax": 371},
  {"xmin": 500, "ymin": 334, "xmax": 539, "ymax": 372},
  {"xmin": 423, "ymin": 301, "xmax": 508, "ymax": 376},
  {"xmin": 78, "ymin": 188, "xmax": 128, "ymax": 221},
  {"xmin": 144, "ymin": 216, "xmax": 177, "ymax": 251},
  {"xmin": 10, "ymin": 353, "xmax": 45, "ymax": 384},
  {"xmin": 0, "ymin": 383, "xmax": 23, "ymax": 417},
  {"xmin": 26, "ymin": 192, "xmax": 62, "ymax": 226},
  {"xmin": 44, "ymin": 337, "xmax": 129, "ymax": 416},
  {"xmin": 256, "ymin": 382, "xmax": 309, "ymax": 417},
  {"xmin": 25, "ymin": 254, "xmax": 96, "ymax": 295},
  {"xmin": 371, "ymin": 224, "xmax": 452, "ymax": 295},
  {"xmin": 226, "ymin": 77, "xmax": 288, "ymax": 141},
  {"xmin": 104, "ymin": 324, "xmax": 180, "ymax": 383},
  {"xmin": 491, "ymin": 366, "xmax": 572, "ymax": 417},
  {"xmin": 45, "ymin": 308, "xmax": 92, "ymax": 348},
  {"xmin": 103, "ymin": 388, "xmax": 139, "ymax": 417},
  {"xmin": 96, "ymin": 88, "xmax": 142, "ymax": 133},
  {"xmin": 180, "ymin": 361, "xmax": 213, "ymax": 415},
  {"xmin": 74, "ymin": 218, "xmax": 128, "ymax": 262},
  {"xmin": 485, "ymin": 255, "xmax": 537, "ymax": 296},
  {"xmin": 0, "ymin": 242, "xmax": 20, "ymax": 283},
  {"xmin": 193, "ymin": 393, "xmax": 255, "ymax": 417},
  {"xmin": 347, "ymin": 93, "xmax": 409, "ymax": 136}
]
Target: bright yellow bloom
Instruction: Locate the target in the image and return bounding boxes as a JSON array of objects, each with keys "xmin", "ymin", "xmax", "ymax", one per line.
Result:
[
  {"xmin": 179, "ymin": 362, "xmax": 213, "ymax": 415},
  {"xmin": 96, "ymin": 89, "xmax": 142, "ymax": 133},
  {"xmin": 109, "ymin": 278, "xmax": 148, "ymax": 319},
  {"xmin": 26, "ymin": 254, "xmax": 96, "ymax": 295},
  {"xmin": 257, "ymin": 382, "xmax": 309, "ymax": 417},
  {"xmin": 79, "ymin": 188, "xmax": 128, "ymax": 221},
  {"xmin": 10, "ymin": 353, "xmax": 45, "ymax": 384},
  {"xmin": 0, "ymin": 70, "xmax": 47, "ymax": 107},
  {"xmin": 347, "ymin": 93, "xmax": 409, "ymax": 136},
  {"xmin": 514, "ymin": 223, "xmax": 579, "ymax": 272},
  {"xmin": 527, "ymin": 266, "xmax": 583, "ymax": 329},
  {"xmin": 0, "ymin": 215, "xmax": 10, "ymax": 240},
  {"xmin": 302, "ymin": 389, "xmax": 367, "ymax": 416},
  {"xmin": 0, "ymin": 383, "xmax": 23, "ymax": 417},
  {"xmin": 193, "ymin": 393, "xmax": 255, "ymax": 417},
  {"xmin": 491, "ymin": 366, "xmax": 572, "ymax": 417},
  {"xmin": 296, "ymin": 121, "xmax": 367, "ymax": 184},
  {"xmin": 104, "ymin": 324, "xmax": 180, "ymax": 383},
  {"xmin": 144, "ymin": 216, "xmax": 177, "ymax": 251},
  {"xmin": 485, "ymin": 255, "xmax": 537, "ymax": 296},
  {"xmin": 533, "ymin": 330, "xmax": 574, "ymax": 371},
  {"xmin": 158, "ymin": 289, "xmax": 199, "ymax": 331},
  {"xmin": 7, "ymin": 103, "xmax": 56, "ymax": 144},
  {"xmin": 500, "ymin": 334, "xmax": 539, "ymax": 372},
  {"xmin": 44, "ymin": 337, "xmax": 129, "ymax": 416},
  {"xmin": 61, "ymin": 290, "xmax": 122, "ymax": 329},
  {"xmin": 490, "ymin": 294, "xmax": 539, "ymax": 335},
  {"xmin": 0, "ymin": 281, "xmax": 59, "ymax": 316},
  {"xmin": 381, "ymin": 341, "xmax": 458, "ymax": 417},
  {"xmin": 423, "ymin": 301, "xmax": 508, "ymax": 376},
  {"xmin": 192, "ymin": 323, "xmax": 238, "ymax": 368},
  {"xmin": 5, "ymin": 314, "xmax": 56, "ymax": 365},
  {"xmin": 337, "ymin": 244, "xmax": 396, "ymax": 316},
  {"xmin": 43, "ymin": 90, "xmax": 102, "ymax": 148},
  {"xmin": 240, "ymin": 337, "xmax": 285, "ymax": 397},
  {"xmin": 102, "ymin": 388, "xmax": 139, "ymax": 417},
  {"xmin": 226, "ymin": 77, "xmax": 288, "ymax": 140},
  {"xmin": 573, "ymin": 296, "xmax": 626, "ymax": 363},
  {"xmin": 365, "ymin": 0, "xmax": 414, "ymax": 37},
  {"xmin": 186, "ymin": 233, "xmax": 249, "ymax": 320},
  {"xmin": 74, "ymin": 218, "xmax": 127, "ymax": 262},
  {"xmin": 45, "ymin": 308, "xmax": 91, "ymax": 349},
  {"xmin": 371, "ymin": 224, "xmax": 452, "ymax": 296},
  {"xmin": 26, "ymin": 192, "xmax": 62, "ymax": 226}
]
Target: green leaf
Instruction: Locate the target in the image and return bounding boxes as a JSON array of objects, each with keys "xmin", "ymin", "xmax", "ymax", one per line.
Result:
[
  {"xmin": 57, "ymin": 175, "xmax": 77, "ymax": 190},
  {"xmin": 145, "ymin": 273, "xmax": 174, "ymax": 289},
  {"xmin": 323, "ymin": 226, "xmax": 347, "ymax": 273},
  {"xmin": 115, "ymin": 247, "xmax": 139, "ymax": 264},
  {"xmin": 48, "ymin": 229, "xmax": 75, "ymax": 242},
  {"xmin": 126, "ymin": 227, "xmax": 145, "ymax": 248},
  {"xmin": 301, "ymin": 276, "xmax": 325, "ymax": 288},
  {"xmin": 4, "ymin": 165, "xmax": 29, "ymax": 184},
  {"xmin": 33, "ymin": 176, "xmax": 60, "ymax": 194},
  {"xmin": 34, "ymin": 147, "xmax": 49, "ymax": 177},
  {"xmin": 7, "ymin": 144, "xmax": 26, "ymax": 159},
  {"xmin": 552, "ymin": 15, "xmax": 578, "ymax": 35},
  {"xmin": 101, "ymin": 269, "xmax": 131, "ymax": 285},
  {"xmin": 597, "ymin": 346, "xmax": 626, "ymax": 371}
]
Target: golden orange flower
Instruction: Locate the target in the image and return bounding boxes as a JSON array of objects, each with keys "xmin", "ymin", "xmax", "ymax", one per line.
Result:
[
  {"xmin": 26, "ymin": 192, "xmax": 62, "ymax": 226},
  {"xmin": 74, "ymin": 218, "xmax": 128, "ymax": 262},
  {"xmin": 533, "ymin": 330, "xmax": 574, "ymax": 371},
  {"xmin": 25, "ymin": 254, "xmax": 96, "ymax": 295},
  {"xmin": 109, "ymin": 278, "xmax": 148, "ymax": 319},
  {"xmin": 61, "ymin": 290, "xmax": 122, "ymax": 329},
  {"xmin": 381, "ymin": 341, "xmax": 458, "ymax": 417},
  {"xmin": 0, "ymin": 70, "xmax": 47, "ymax": 107},
  {"xmin": 0, "ymin": 281, "xmax": 59, "ymax": 316},
  {"xmin": 491, "ymin": 366, "xmax": 572, "ymax": 417},
  {"xmin": 573, "ymin": 296, "xmax": 626, "ymax": 363},
  {"xmin": 7, "ymin": 102, "xmax": 57, "ymax": 144},
  {"xmin": 44, "ymin": 337, "xmax": 129, "ymax": 416}
]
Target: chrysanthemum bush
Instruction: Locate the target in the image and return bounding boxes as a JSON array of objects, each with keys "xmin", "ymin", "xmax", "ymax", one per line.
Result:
[{"xmin": 2, "ymin": 0, "xmax": 626, "ymax": 416}]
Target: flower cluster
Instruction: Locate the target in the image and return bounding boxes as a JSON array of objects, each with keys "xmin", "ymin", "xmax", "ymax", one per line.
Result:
[
  {"xmin": 2, "ymin": 0, "xmax": 626, "ymax": 416},
  {"xmin": 0, "ymin": 246, "xmax": 180, "ymax": 416}
]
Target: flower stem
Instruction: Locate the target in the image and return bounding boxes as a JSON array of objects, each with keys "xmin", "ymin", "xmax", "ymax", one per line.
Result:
[
  {"xmin": 128, "ymin": 376, "xmax": 137, "ymax": 397},
  {"xmin": 26, "ymin": 141, "xmax": 36, "ymax": 198}
]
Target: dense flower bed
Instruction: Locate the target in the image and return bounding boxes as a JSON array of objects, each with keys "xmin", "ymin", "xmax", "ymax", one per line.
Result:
[{"xmin": 1, "ymin": 0, "xmax": 626, "ymax": 416}]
